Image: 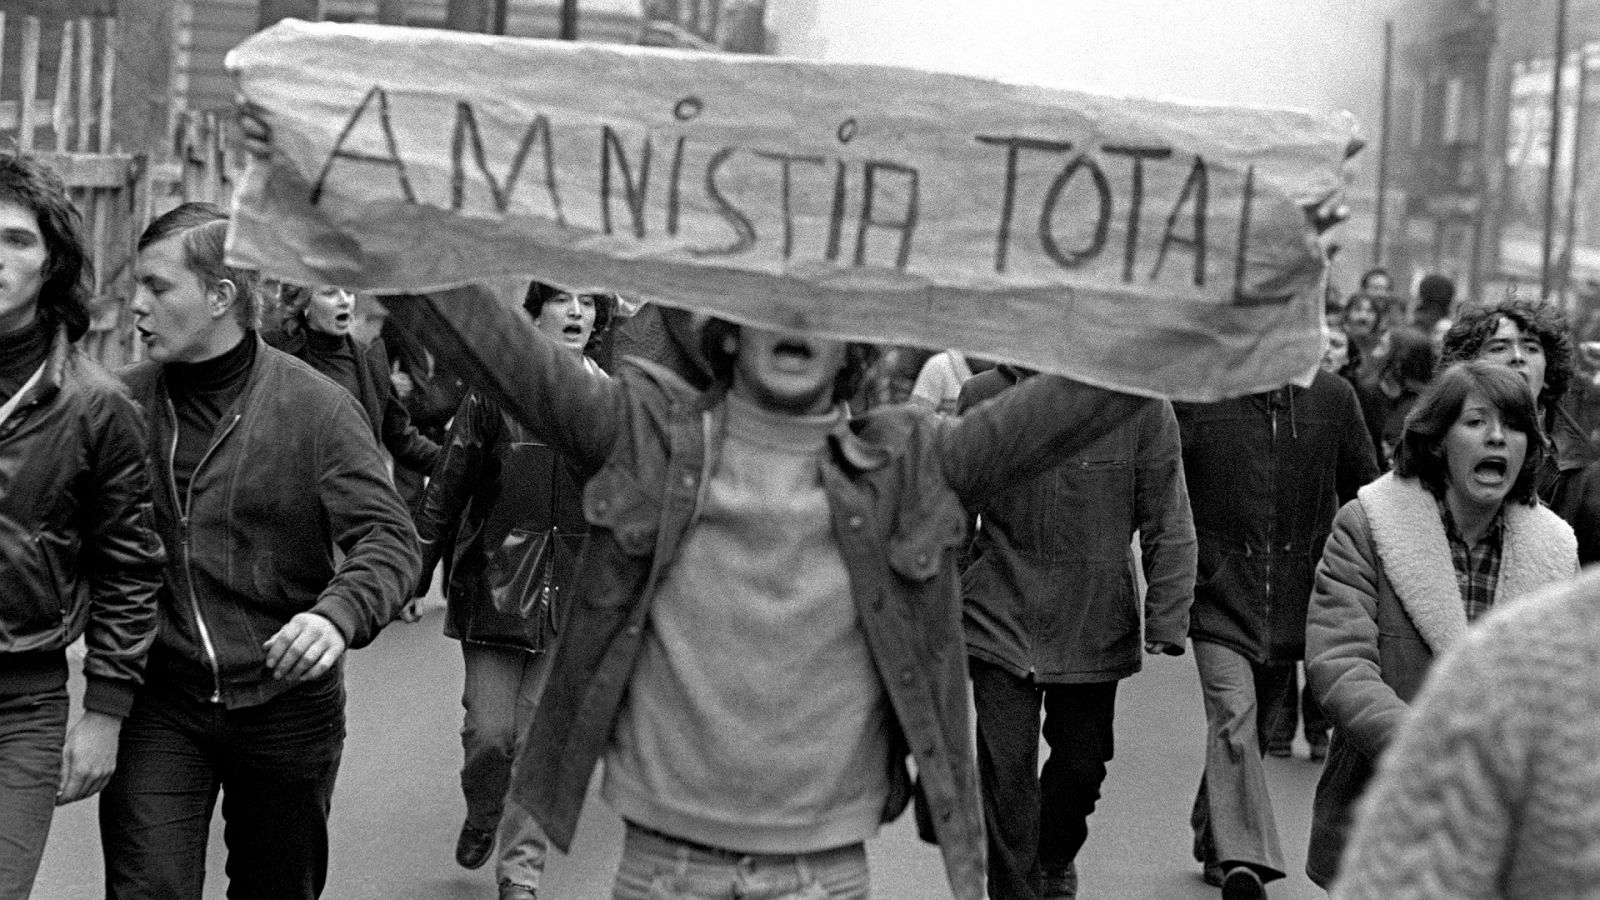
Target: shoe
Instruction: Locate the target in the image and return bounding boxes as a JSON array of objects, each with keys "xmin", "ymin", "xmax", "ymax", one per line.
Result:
[
  {"xmin": 454, "ymin": 821, "xmax": 495, "ymax": 870},
  {"xmin": 1203, "ymin": 864, "xmax": 1224, "ymax": 887},
  {"xmin": 497, "ymin": 883, "xmax": 537, "ymax": 900},
  {"xmin": 1038, "ymin": 862, "xmax": 1078, "ymax": 899},
  {"xmin": 1221, "ymin": 866, "xmax": 1266, "ymax": 900},
  {"xmin": 1308, "ymin": 738, "xmax": 1329, "ymax": 762},
  {"xmin": 1266, "ymin": 743, "xmax": 1292, "ymax": 758}
]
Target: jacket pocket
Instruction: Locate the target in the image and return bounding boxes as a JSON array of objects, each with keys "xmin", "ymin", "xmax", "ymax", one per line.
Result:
[{"xmin": 583, "ymin": 467, "xmax": 661, "ymax": 557}]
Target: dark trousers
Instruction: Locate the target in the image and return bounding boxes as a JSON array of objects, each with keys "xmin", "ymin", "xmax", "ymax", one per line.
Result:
[
  {"xmin": 1264, "ymin": 662, "xmax": 1329, "ymax": 750},
  {"xmin": 0, "ymin": 687, "xmax": 68, "ymax": 899},
  {"xmin": 970, "ymin": 657, "xmax": 1118, "ymax": 900},
  {"xmin": 99, "ymin": 675, "xmax": 346, "ymax": 900}
]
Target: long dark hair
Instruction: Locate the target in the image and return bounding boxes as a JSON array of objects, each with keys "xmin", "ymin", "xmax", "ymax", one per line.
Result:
[
  {"xmin": 1393, "ymin": 361, "xmax": 1545, "ymax": 506},
  {"xmin": 0, "ymin": 154, "xmax": 91, "ymax": 340}
]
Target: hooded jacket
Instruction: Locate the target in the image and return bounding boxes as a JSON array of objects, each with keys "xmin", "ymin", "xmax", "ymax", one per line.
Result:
[
  {"xmin": 0, "ymin": 326, "xmax": 165, "ymax": 717},
  {"xmin": 1303, "ymin": 472, "xmax": 1576, "ymax": 887},
  {"xmin": 1175, "ymin": 368, "xmax": 1381, "ymax": 663}
]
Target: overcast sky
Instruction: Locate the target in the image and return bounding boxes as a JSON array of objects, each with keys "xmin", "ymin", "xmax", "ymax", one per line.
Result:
[{"xmin": 770, "ymin": 0, "xmax": 1400, "ymax": 131}]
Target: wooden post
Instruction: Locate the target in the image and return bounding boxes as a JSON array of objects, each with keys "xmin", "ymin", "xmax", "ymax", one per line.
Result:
[
  {"xmin": 561, "ymin": 0, "xmax": 579, "ymax": 39},
  {"xmin": 446, "ymin": 0, "xmax": 494, "ymax": 32},
  {"xmin": 1541, "ymin": 0, "xmax": 1569, "ymax": 298},
  {"xmin": 377, "ymin": 0, "xmax": 409, "ymax": 25},
  {"xmin": 1560, "ymin": 46, "xmax": 1590, "ymax": 296},
  {"xmin": 97, "ymin": 17, "xmax": 114, "ymax": 153},
  {"xmin": 51, "ymin": 20, "xmax": 75, "ymax": 151},
  {"xmin": 1373, "ymin": 20, "xmax": 1395, "ymax": 269},
  {"xmin": 76, "ymin": 18, "xmax": 94, "ymax": 151},
  {"xmin": 19, "ymin": 16, "xmax": 41, "ymax": 152}
]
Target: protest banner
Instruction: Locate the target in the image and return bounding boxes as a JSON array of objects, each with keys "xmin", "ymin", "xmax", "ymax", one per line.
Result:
[{"xmin": 226, "ymin": 19, "xmax": 1358, "ymax": 401}]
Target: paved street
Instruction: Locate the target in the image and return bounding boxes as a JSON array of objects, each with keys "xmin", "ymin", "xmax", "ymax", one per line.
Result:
[{"xmin": 34, "ymin": 600, "xmax": 1329, "ymax": 900}]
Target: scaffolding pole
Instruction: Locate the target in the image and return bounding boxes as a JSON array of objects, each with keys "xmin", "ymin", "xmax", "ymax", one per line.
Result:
[{"xmin": 1542, "ymin": 0, "xmax": 1571, "ymax": 297}]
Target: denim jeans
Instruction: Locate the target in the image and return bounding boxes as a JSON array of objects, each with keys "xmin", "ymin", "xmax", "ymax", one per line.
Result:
[
  {"xmin": 0, "ymin": 687, "xmax": 69, "ymax": 899},
  {"xmin": 460, "ymin": 642, "xmax": 551, "ymax": 890},
  {"xmin": 99, "ymin": 674, "xmax": 346, "ymax": 900},
  {"xmin": 1189, "ymin": 641, "xmax": 1288, "ymax": 883},
  {"xmin": 612, "ymin": 822, "xmax": 869, "ymax": 900},
  {"xmin": 969, "ymin": 658, "xmax": 1118, "ymax": 900}
]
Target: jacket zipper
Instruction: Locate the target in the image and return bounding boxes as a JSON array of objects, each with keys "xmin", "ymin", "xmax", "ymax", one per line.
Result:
[
  {"xmin": 1264, "ymin": 403, "xmax": 1276, "ymax": 624},
  {"xmin": 165, "ymin": 398, "xmax": 240, "ymax": 704}
]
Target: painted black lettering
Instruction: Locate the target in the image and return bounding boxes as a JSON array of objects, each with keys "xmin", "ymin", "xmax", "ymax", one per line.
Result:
[
  {"xmin": 975, "ymin": 135, "xmax": 1074, "ymax": 273},
  {"xmin": 854, "ymin": 161, "xmax": 919, "ymax": 270},
  {"xmin": 1103, "ymin": 144, "xmax": 1173, "ymax": 282},
  {"xmin": 449, "ymin": 103, "xmax": 565, "ymax": 224},
  {"xmin": 1037, "ymin": 154, "xmax": 1111, "ymax": 269},
  {"xmin": 753, "ymin": 150, "xmax": 825, "ymax": 260},
  {"xmin": 1150, "ymin": 156, "xmax": 1209, "ymax": 286},
  {"xmin": 693, "ymin": 146, "xmax": 755, "ymax": 257},
  {"xmin": 1231, "ymin": 166, "xmax": 1294, "ymax": 306},
  {"xmin": 667, "ymin": 136, "xmax": 687, "ymax": 237},
  {"xmin": 826, "ymin": 160, "xmax": 848, "ymax": 263},
  {"xmin": 600, "ymin": 126, "xmax": 652, "ymax": 239},
  {"xmin": 311, "ymin": 85, "xmax": 415, "ymax": 205}
]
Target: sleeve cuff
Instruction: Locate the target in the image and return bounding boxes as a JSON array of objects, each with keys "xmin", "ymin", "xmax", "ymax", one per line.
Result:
[
  {"xmin": 311, "ymin": 597, "xmax": 365, "ymax": 649},
  {"xmin": 83, "ymin": 676, "xmax": 138, "ymax": 719}
]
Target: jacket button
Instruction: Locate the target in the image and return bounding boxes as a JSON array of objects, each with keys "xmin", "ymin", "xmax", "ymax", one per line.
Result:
[
  {"xmin": 682, "ymin": 474, "xmax": 696, "ymax": 489},
  {"xmin": 848, "ymin": 515, "xmax": 864, "ymax": 530},
  {"xmin": 596, "ymin": 500, "xmax": 610, "ymax": 512},
  {"xmin": 900, "ymin": 667, "xmax": 914, "ymax": 686},
  {"xmin": 625, "ymin": 624, "xmax": 642, "ymax": 637},
  {"xmin": 915, "ymin": 552, "xmax": 930, "ymax": 567}
]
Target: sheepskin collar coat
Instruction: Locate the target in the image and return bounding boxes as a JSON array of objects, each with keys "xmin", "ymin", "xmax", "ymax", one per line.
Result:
[{"xmin": 1303, "ymin": 472, "xmax": 1576, "ymax": 887}]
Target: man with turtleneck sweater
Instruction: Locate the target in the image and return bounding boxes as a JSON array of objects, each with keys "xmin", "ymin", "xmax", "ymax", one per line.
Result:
[
  {"xmin": 100, "ymin": 202, "xmax": 419, "ymax": 900},
  {"xmin": 0, "ymin": 155, "xmax": 165, "ymax": 899}
]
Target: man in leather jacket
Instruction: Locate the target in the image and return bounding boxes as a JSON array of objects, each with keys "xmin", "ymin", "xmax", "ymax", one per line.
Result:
[
  {"xmin": 100, "ymin": 203, "xmax": 419, "ymax": 900},
  {"xmin": 0, "ymin": 154, "xmax": 165, "ymax": 899}
]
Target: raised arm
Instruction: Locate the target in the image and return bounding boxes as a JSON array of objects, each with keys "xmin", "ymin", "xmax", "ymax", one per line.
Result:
[
  {"xmin": 938, "ymin": 374, "xmax": 1145, "ymax": 505},
  {"xmin": 382, "ymin": 288, "xmax": 621, "ymax": 477}
]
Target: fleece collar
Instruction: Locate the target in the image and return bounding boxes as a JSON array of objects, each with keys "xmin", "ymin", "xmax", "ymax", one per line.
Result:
[{"xmin": 1358, "ymin": 472, "xmax": 1576, "ymax": 653}]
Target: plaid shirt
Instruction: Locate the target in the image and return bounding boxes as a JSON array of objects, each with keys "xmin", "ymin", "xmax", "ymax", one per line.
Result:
[{"xmin": 1437, "ymin": 498, "xmax": 1505, "ymax": 623}]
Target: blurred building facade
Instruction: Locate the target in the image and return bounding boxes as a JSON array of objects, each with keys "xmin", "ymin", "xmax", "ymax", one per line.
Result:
[{"xmin": 1383, "ymin": 0, "xmax": 1600, "ymax": 314}]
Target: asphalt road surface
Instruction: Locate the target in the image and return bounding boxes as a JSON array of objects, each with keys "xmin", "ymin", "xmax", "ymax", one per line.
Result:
[{"xmin": 34, "ymin": 598, "xmax": 1329, "ymax": 900}]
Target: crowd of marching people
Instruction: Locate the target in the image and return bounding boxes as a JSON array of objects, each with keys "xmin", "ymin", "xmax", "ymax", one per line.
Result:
[{"xmin": 4, "ymin": 97, "xmax": 1600, "ymax": 900}]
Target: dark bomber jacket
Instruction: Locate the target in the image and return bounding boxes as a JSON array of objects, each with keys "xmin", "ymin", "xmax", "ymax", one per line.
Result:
[
  {"xmin": 482, "ymin": 318, "xmax": 1143, "ymax": 900},
  {"xmin": 121, "ymin": 339, "xmax": 420, "ymax": 708},
  {"xmin": 0, "ymin": 326, "xmax": 165, "ymax": 717}
]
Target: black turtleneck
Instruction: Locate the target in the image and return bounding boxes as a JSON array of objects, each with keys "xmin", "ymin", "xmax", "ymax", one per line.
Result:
[
  {"xmin": 0, "ymin": 317, "xmax": 51, "ymax": 405},
  {"xmin": 303, "ymin": 328, "xmax": 360, "ymax": 401},
  {"xmin": 165, "ymin": 334, "xmax": 256, "ymax": 500}
]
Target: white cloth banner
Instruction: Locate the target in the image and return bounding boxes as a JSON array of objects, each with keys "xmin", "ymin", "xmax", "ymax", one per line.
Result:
[{"xmin": 226, "ymin": 19, "xmax": 1358, "ymax": 401}]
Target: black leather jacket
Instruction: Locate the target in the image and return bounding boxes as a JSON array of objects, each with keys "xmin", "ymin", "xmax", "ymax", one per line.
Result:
[
  {"xmin": 0, "ymin": 327, "xmax": 165, "ymax": 716},
  {"xmin": 415, "ymin": 387, "xmax": 589, "ymax": 650}
]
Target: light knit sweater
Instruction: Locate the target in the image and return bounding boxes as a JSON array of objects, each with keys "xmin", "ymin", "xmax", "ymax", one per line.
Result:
[
  {"xmin": 602, "ymin": 391, "xmax": 890, "ymax": 854},
  {"xmin": 1333, "ymin": 567, "xmax": 1600, "ymax": 899}
]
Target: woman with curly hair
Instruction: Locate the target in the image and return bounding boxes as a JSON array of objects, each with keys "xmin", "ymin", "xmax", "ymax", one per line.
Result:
[{"xmin": 1439, "ymin": 299, "xmax": 1600, "ymax": 560}]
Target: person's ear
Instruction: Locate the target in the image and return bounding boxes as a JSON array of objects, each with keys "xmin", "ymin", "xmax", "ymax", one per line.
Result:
[{"xmin": 209, "ymin": 278, "xmax": 237, "ymax": 319}]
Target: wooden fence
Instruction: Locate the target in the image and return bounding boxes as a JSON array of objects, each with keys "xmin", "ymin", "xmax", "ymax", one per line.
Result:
[{"xmin": 0, "ymin": 13, "xmax": 146, "ymax": 367}]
